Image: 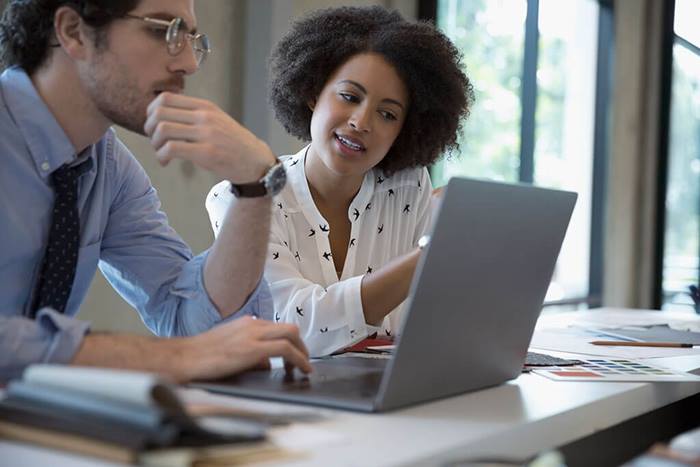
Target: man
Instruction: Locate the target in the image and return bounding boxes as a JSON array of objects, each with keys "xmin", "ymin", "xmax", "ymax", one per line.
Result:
[{"xmin": 0, "ymin": 0, "xmax": 311, "ymax": 382}]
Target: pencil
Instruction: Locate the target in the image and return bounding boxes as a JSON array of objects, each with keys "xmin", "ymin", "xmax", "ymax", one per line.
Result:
[{"xmin": 590, "ymin": 340, "xmax": 694, "ymax": 348}]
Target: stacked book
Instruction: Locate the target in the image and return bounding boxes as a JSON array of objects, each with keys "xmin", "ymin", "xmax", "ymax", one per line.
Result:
[{"xmin": 0, "ymin": 365, "xmax": 289, "ymax": 465}]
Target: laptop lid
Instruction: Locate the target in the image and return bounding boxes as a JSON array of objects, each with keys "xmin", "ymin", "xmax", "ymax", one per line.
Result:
[{"xmin": 374, "ymin": 177, "xmax": 576, "ymax": 411}]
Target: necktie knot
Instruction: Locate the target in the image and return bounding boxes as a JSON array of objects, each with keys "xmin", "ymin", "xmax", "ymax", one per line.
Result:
[{"xmin": 52, "ymin": 158, "xmax": 93, "ymax": 185}]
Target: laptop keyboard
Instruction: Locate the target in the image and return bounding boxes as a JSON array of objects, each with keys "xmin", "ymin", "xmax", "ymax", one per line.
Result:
[{"xmin": 525, "ymin": 351, "xmax": 581, "ymax": 367}]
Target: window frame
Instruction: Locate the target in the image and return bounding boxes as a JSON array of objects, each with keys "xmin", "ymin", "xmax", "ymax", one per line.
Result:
[
  {"xmin": 419, "ymin": 0, "xmax": 614, "ymax": 309},
  {"xmin": 655, "ymin": 0, "xmax": 700, "ymax": 310}
]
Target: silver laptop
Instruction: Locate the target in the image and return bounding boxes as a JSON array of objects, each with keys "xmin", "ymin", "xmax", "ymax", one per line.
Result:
[{"xmin": 192, "ymin": 177, "xmax": 577, "ymax": 412}]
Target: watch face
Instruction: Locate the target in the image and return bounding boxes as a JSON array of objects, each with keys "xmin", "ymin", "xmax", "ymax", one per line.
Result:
[
  {"xmin": 230, "ymin": 161, "xmax": 287, "ymax": 198},
  {"xmin": 264, "ymin": 163, "xmax": 287, "ymax": 196}
]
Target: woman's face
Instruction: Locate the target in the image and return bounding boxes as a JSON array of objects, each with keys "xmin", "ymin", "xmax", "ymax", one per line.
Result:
[{"xmin": 307, "ymin": 52, "xmax": 409, "ymax": 178}]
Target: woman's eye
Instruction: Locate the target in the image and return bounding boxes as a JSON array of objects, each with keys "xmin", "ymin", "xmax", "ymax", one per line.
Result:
[
  {"xmin": 340, "ymin": 93, "xmax": 359, "ymax": 103},
  {"xmin": 380, "ymin": 110, "xmax": 398, "ymax": 121}
]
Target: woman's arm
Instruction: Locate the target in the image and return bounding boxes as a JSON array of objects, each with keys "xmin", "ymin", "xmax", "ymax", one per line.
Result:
[
  {"xmin": 360, "ymin": 248, "xmax": 421, "ymax": 325},
  {"xmin": 360, "ymin": 169, "xmax": 436, "ymax": 325}
]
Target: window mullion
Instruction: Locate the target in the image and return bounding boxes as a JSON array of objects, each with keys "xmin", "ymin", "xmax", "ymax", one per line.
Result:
[
  {"xmin": 519, "ymin": 0, "xmax": 539, "ymax": 184},
  {"xmin": 589, "ymin": 1, "xmax": 614, "ymax": 307}
]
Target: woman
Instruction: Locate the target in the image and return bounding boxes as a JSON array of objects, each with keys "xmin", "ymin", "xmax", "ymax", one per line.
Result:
[{"xmin": 207, "ymin": 6, "xmax": 473, "ymax": 357}]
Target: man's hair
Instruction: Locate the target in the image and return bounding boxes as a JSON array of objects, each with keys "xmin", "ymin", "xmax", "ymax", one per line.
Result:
[
  {"xmin": 0, "ymin": 0, "xmax": 139, "ymax": 75},
  {"xmin": 268, "ymin": 6, "xmax": 475, "ymax": 175}
]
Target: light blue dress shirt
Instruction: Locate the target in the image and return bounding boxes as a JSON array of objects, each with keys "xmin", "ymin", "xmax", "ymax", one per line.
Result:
[{"xmin": 0, "ymin": 67, "xmax": 272, "ymax": 381}]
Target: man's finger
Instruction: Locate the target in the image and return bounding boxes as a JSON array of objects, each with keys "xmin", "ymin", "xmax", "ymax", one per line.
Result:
[
  {"xmin": 150, "ymin": 121, "xmax": 201, "ymax": 151},
  {"xmin": 252, "ymin": 358, "xmax": 271, "ymax": 371},
  {"xmin": 147, "ymin": 92, "xmax": 211, "ymax": 115},
  {"xmin": 262, "ymin": 340, "xmax": 312, "ymax": 374},
  {"xmin": 258, "ymin": 322, "xmax": 310, "ymax": 357},
  {"xmin": 155, "ymin": 140, "xmax": 212, "ymax": 167},
  {"xmin": 144, "ymin": 107, "xmax": 201, "ymax": 136}
]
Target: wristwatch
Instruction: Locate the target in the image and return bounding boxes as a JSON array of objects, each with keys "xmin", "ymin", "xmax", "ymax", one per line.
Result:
[{"xmin": 229, "ymin": 159, "xmax": 287, "ymax": 198}]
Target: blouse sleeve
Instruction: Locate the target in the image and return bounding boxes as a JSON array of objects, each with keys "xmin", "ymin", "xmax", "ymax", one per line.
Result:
[
  {"xmin": 266, "ymin": 218, "xmax": 371, "ymax": 357},
  {"xmin": 413, "ymin": 168, "xmax": 435, "ymax": 243},
  {"xmin": 205, "ymin": 180, "xmax": 231, "ymax": 237}
]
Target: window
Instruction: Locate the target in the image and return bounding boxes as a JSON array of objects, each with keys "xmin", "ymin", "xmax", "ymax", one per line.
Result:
[
  {"xmin": 660, "ymin": 0, "xmax": 700, "ymax": 311},
  {"xmin": 427, "ymin": 0, "xmax": 611, "ymax": 309}
]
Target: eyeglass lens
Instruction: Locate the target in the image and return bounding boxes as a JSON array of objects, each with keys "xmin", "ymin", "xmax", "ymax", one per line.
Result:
[{"xmin": 166, "ymin": 17, "xmax": 210, "ymax": 65}]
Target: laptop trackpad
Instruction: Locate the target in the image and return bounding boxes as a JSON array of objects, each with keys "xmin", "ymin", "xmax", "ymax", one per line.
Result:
[
  {"xmin": 263, "ymin": 356, "xmax": 384, "ymax": 390},
  {"xmin": 206, "ymin": 356, "xmax": 384, "ymax": 396},
  {"xmin": 190, "ymin": 356, "xmax": 386, "ymax": 412}
]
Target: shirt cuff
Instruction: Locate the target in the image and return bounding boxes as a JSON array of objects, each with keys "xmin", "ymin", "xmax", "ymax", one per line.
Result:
[
  {"xmin": 342, "ymin": 275, "xmax": 372, "ymax": 344},
  {"xmin": 218, "ymin": 276, "xmax": 273, "ymax": 323},
  {"xmin": 36, "ymin": 308, "xmax": 91, "ymax": 364},
  {"xmin": 171, "ymin": 250, "xmax": 273, "ymax": 335},
  {"xmin": 364, "ymin": 322, "xmax": 383, "ymax": 337}
]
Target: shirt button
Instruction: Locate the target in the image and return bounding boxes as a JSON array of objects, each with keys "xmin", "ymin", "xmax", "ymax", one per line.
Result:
[{"xmin": 41, "ymin": 162, "xmax": 50, "ymax": 171}]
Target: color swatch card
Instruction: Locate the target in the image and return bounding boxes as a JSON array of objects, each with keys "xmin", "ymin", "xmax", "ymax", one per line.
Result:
[{"xmin": 532, "ymin": 358, "xmax": 700, "ymax": 382}]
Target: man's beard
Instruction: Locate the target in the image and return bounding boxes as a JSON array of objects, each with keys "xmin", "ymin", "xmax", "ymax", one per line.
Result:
[
  {"xmin": 81, "ymin": 55, "xmax": 149, "ymax": 135},
  {"xmin": 80, "ymin": 51, "xmax": 186, "ymax": 136}
]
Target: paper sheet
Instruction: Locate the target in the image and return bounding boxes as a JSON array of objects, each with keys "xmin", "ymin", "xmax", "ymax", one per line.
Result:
[
  {"xmin": 530, "ymin": 328, "xmax": 700, "ymax": 359},
  {"xmin": 22, "ymin": 365, "xmax": 168, "ymax": 408},
  {"xmin": 268, "ymin": 424, "xmax": 347, "ymax": 451},
  {"xmin": 537, "ymin": 308, "xmax": 700, "ymax": 331}
]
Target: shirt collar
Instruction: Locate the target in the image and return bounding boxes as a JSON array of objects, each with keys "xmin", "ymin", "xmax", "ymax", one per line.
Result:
[
  {"xmin": 0, "ymin": 67, "xmax": 76, "ymax": 178},
  {"xmin": 287, "ymin": 144, "xmax": 376, "ymax": 223},
  {"xmin": 287, "ymin": 145, "xmax": 324, "ymax": 225}
]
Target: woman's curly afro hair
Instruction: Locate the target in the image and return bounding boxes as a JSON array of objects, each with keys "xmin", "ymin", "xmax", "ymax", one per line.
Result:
[{"xmin": 268, "ymin": 5, "xmax": 474, "ymax": 175}]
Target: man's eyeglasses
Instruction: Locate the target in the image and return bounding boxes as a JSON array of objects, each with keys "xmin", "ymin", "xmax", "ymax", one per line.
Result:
[{"xmin": 123, "ymin": 14, "xmax": 211, "ymax": 67}]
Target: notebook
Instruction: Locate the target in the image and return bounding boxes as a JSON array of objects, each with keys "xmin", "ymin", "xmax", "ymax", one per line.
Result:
[{"xmin": 193, "ymin": 177, "xmax": 577, "ymax": 412}]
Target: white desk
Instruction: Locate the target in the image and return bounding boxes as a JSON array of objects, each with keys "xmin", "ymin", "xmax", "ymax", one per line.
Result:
[{"xmin": 3, "ymin": 309, "xmax": 700, "ymax": 466}]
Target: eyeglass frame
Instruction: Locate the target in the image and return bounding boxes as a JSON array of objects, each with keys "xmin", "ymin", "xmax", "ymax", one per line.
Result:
[{"xmin": 122, "ymin": 13, "xmax": 211, "ymax": 66}]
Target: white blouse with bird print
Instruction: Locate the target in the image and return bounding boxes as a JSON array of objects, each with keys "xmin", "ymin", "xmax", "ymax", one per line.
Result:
[{"xmin": 206, "ymin": 146, "xmax": 433, "ymax": 357}]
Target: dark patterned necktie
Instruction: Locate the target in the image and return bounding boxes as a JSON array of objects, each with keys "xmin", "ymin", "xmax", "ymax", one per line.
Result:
[{"xmin": 31, "ymin": 158, "xmax": 93, "ymax": 317}]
